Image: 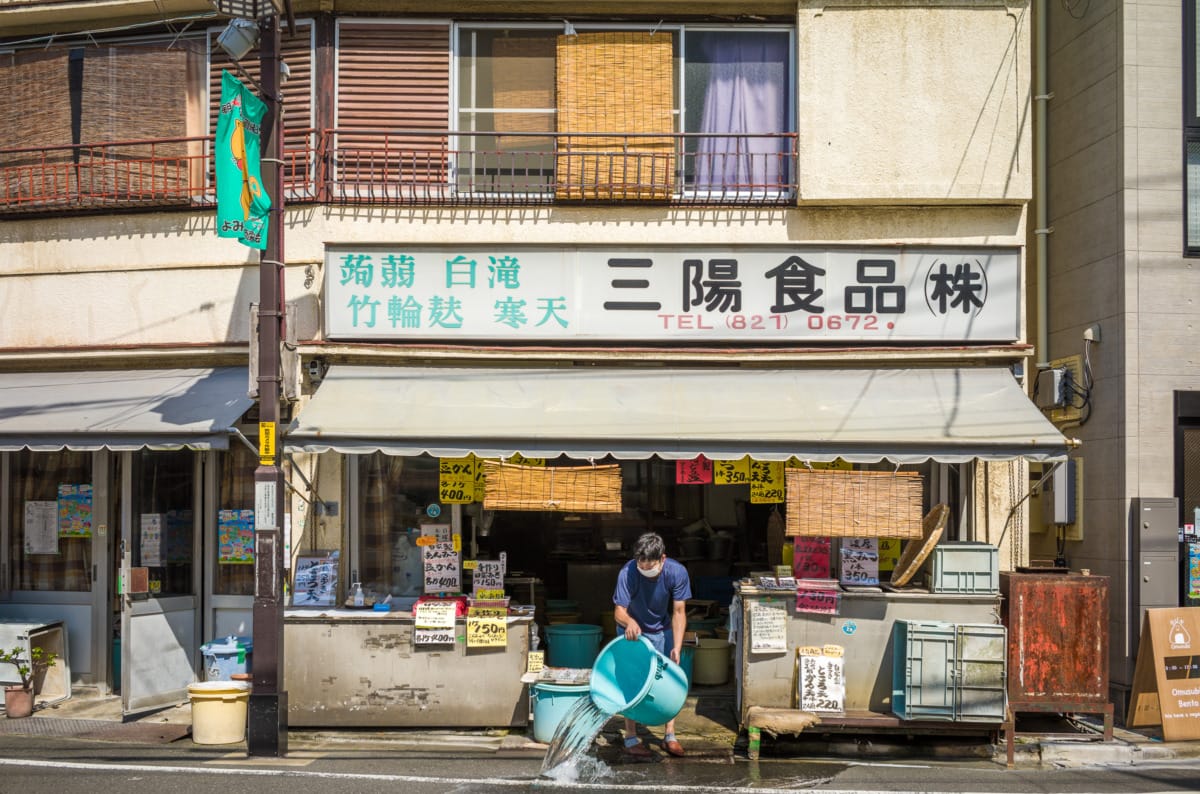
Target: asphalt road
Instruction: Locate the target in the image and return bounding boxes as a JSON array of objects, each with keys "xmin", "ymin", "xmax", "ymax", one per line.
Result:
[{"xmin": 1, "ymin": 735, "xmax": 1199, "ymax": 793}]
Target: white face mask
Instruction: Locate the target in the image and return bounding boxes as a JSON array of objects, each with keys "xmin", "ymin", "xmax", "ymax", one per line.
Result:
[{"xmin": 638, "ymin": 563, "xmax": 663, "ymax": 579}]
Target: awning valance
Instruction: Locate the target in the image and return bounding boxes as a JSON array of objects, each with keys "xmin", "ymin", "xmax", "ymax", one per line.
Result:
[
  {"xmin": 0, "ymin": 368, "xmax": 254, "ymax": 452},
  {"xmin": 286, "ymin": 365, "xmax": 1069, "ymax": 464}
]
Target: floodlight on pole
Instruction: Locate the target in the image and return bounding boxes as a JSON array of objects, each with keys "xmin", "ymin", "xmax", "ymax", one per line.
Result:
[{"xmin": 216, "ymin": 18, "xmax": 259, "ymax": 61}]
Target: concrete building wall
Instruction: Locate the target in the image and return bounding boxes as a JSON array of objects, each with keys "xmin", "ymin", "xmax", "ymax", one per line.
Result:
[
  {"xmin": 798, "ymin": 0, "xmax": 1032, "ymax": 202},
  {"xmin": 1044, "ymin": 0, "xmax": 1200, "ymax": 694}
]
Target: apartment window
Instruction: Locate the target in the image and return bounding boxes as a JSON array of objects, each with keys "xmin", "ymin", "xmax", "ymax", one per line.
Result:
[
  {"xmin": 1185, "ymin": 0, "xmax": 1200, "ymax": 254},
  {"xmin": 454, "ymin": 24, "xmax": 792, "ymax": 198}
]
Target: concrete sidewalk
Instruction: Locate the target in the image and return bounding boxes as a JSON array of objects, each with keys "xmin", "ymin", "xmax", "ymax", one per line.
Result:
[{"xmin": 5, "ymin": 685, "xmax": 1200, "ymax": 770}]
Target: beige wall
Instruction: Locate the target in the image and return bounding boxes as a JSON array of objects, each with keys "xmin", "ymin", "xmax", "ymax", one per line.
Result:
[
  {"xmin": 798, "ymin": 0, "xmax": 1033, "ymax": 202},
  {"xmin": 1043, "ymin": 0, "xmax": 1200, "ymax": 692}
]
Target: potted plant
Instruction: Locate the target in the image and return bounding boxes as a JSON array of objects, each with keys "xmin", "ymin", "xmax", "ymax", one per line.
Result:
[{"xmin": 0, "ymin": 645, "xmax": 59, "ymax": 719}]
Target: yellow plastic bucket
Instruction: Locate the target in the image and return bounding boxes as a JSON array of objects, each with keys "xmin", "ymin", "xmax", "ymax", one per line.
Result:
[
  {"xmin": 188, "ymin": 680, "xmax": 250, "ymax": 744},
  {"xmin": 692, "ymin": 638, "xmax": 732, "ymax": 685}
]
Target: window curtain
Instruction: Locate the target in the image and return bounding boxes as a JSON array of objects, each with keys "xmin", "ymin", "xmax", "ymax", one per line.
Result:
[
  {"xmin": 8, "ymin": 451, "xmax": 92, "ymax": 592},
  {"xmin": 694, "ymin": 34, "xmax": 788, "ymax": 190},
  {"xmin": 215, "ymin": 444, "xmax": 255, "ymax": 595}
]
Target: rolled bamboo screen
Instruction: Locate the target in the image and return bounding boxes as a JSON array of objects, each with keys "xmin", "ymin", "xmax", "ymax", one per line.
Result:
[
  {"xmin": 555, "ymin": 31, "xmax": 675, "ymax": 200},
  {"xmin": 483, "ymin": 460, "xmax": 623, "ymax": 512},
  {"xmin": 785, "ymin": 469, "xmax": 924, "ymax": 538}
]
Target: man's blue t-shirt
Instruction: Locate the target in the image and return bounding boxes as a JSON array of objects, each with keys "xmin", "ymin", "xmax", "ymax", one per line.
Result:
[{"xmin": 612, "ymin": 558, "xmax": 692, "ymax": 634}]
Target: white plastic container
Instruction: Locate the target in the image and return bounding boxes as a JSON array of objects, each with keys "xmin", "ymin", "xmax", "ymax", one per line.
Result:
[{"xmin": 188, "ymin": 680, "xmax": 250, "ymax": 744}]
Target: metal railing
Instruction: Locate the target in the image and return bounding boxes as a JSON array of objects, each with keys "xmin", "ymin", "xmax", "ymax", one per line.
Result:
[
  {"xmin": 0, "ymin": 130, "xmax": 318, "ymax": 216},
  {"xmin": 325, "ymin": 129, "xmax": 798, "ymax": 206},
  {"xmin": 0, "ymin": 128, "xmax": 796, "ymax": 215}
]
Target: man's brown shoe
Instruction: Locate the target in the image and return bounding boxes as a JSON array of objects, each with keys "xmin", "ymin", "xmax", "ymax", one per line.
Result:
[
  {"xmin": 623, "ymin": 741, "xmax": 654, "ymax": 759},
  {"xmin": 663, "ymin": 739, "xmax": 685, "ymax": 757}
]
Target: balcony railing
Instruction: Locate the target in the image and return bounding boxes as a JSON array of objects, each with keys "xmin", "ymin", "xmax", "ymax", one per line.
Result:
[
  {"xmin": 0, "ymin": 130, "xmax": 318, "ymax": 216},
  {"xmin": 0, "ymin": 129, "xmax": 796, "ymax": 216},
  {"xmin": 325, "ymin": 130, "xmax": 798, "ymax": 206}
]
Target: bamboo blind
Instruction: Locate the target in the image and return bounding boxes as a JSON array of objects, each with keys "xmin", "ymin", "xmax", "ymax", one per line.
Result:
[
  {"xmin": 554, "ymin": 31, "xmax": 675, "ymax": 200},
  {"xmin": 483, "ymin": 460, "xmax": 622, "ymax": 513},
  {"xmin": 785, "ymin": 469, "xmax": 924, "ymax": 538}
]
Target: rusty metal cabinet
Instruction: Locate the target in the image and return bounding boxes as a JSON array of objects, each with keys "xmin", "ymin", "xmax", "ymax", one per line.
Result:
[{"xmin": 999, "ymin": 572, "xmax": 1112, "ymax": 764}]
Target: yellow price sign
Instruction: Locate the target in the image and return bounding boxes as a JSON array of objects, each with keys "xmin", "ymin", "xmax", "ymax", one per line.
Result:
[
  {"xmin": 452, "ymin": 533, "xmax": 461, "ymax": 553},
  {"xmin": 439, "ymin": 457, "xmax": 476, "ymax": 504},
  {"xmin": 258, "ymin": 422, "xmax": 276, "ymax": 465},
  {"xmin": 473, "ymin": 456, "xmax": 488, "ymax": 502},
  {"xmin": 475, "ymin": 589, "xmax": 505, "ymax": 601},
  {"xmin": 466, "ymin": 606, "xmax": 507, "ymax": 648},
  {"xmin": 463, "ymin": 560, "xmax": 479, "ymax": 570},
  {"xmin": 750, "ymin": 460, "xmax": 784, "ymax": 503},
  {"xmin": 713, "ymin": 456, "xmax": 750, "ymax": 485}
]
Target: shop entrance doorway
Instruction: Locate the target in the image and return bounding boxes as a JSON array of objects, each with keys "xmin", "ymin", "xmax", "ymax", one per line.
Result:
[{"xmin": 119, "ymin": 450, "xmax": 201, "ymax": 715}]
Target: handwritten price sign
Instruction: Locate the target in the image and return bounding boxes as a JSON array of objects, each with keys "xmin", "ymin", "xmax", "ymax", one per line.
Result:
[
  {"xmin": 838, "ymin": 548, "xmax": 879, "ymax": 586},
  {"xmin": 713, "ymin": 456, "xmax": 750, "ymax": 485},
  {"xmin": 439, "ymin": 457, "xmax": 476, "ymax": 504},
  {"xmin": 414, "ymin": 600, "xmax": 458, "ymax": 646},
  {"xmin": 466, "ymin": 606, "xmax": 507, "ymax": 648},
  {"xmin": 750, "ymin": 460, "xmax": 785, "ymax": 503},
  {"xmin": 799, "ymin": 649, "xmax": 845, "ymax": 713},
  {"xmin": 795, "ymin": 585, "xmax": 841, "ymax": 615},
  {"xmin": 472, "ymin": 560, "xmax": 504, "ymax": 597},
  {"xmin": 422, "ymin": 541, "xmax": 461, "ymax": 593},
  {"xmin": 793, "ymin": 536, "xmax": 832, "ymax": 579}
]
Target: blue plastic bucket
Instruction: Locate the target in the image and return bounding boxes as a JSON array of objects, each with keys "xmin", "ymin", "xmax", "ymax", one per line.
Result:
[
  {"xmin": 680, "ymin": 645, "xmax": 695, "ymax": 690},
  {"xmin": 590, "ymin": 636, "xmax": 689, "ymax": 726},
  {"xmin": 531, "ymin": 682, "xmax": 592, "ymax": 744},
  {"xmin": 545, "ymin": 624, "xmax": 602, "ymax": 668},
  {"xmin": 200, "ymin": 636, "xmax": 253, "ymax": 681}
]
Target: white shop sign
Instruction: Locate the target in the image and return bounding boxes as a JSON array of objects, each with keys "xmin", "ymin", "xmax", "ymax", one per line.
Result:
[{"xmin": 324, "ymin": 245, "xmax": 1020, "ymax": 343}]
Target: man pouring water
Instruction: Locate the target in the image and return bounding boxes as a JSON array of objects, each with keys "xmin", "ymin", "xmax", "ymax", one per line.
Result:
[{"xmin": 612, "ymin": 531, "xmax": 691, "ymax": 758}]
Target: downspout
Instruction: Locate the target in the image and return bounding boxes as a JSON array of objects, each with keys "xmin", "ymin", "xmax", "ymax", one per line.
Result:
[{"xmin": 1034, "ymin": 0, "xmax": 1051, "ymax": 360}]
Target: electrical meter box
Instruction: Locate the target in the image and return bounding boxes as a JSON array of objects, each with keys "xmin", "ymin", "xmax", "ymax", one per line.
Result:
[{"xmin": 1043, "ymin": 460, "xmax": 1077, "ymax": 525}]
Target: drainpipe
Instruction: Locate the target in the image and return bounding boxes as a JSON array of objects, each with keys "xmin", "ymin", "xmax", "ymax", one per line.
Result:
[{"xmin": 1034, "ymin": 0, "xmax": 1051, "ymax": 361}]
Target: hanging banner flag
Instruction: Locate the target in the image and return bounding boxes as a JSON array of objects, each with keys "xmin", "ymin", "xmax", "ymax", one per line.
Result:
[{"xmin": 215, "ymin": 70, "xmax": 271, "ymax": 250}]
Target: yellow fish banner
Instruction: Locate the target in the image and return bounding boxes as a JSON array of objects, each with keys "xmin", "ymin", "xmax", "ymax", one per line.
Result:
[{"xmin": 215, "ymin": 70, "xmax": 271, "ymax": 250}]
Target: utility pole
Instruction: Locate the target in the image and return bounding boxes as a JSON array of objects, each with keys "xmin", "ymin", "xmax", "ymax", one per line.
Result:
[{"xmin": 248, "ymin": 8, "xmax": 287, "ymax": 757}]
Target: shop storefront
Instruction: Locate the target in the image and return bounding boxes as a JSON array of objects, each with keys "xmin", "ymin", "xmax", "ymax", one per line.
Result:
[
  {"xmin": 0, "ymin": 367, "xmax": 259, "ymax": 714},
  {"xmin": 273, "ymin": 242, "xmax": 1069, "ymax": 730}
]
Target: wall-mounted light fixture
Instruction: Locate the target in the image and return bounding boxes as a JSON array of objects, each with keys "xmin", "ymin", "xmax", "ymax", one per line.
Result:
[{"xmin": 216, "ymin": 18, "xmax": 259, "ymax": 61}]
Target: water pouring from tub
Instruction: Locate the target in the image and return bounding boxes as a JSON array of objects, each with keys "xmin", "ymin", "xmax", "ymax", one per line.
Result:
[{"xmin": 538, "ymin": 635, "xmax": 690, "ymax": 778}]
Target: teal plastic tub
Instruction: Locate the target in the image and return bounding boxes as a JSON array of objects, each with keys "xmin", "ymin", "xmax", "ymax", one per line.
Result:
[
  {"xmin": 680, "ymin": 645, "xmax": 695, "ymax": 691},
  {"xmin": 545, "ymin": 624, "xmax": 602, "ymax": 668},
  {"xmin": 590, "ymin": 636, "xmax": 689, "ymax": 726},
  {"xmin": 530, "ymin": 682, "xmax": 592, "ymax": 744}
]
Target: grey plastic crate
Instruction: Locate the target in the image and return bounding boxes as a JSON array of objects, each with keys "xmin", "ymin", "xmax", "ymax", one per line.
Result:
[
  {"xmin": 892, "ymin": 620, "xmax": 956, "ymax": 721},
  {"xmin": 953, "ymin": 622, "xmax": 1007, "ymax": 722},
  {"xmin": 892, "ymin": 619, "xmax": 1007, "ymax": 723},
  {"xmin": 928, "ymin": 542, "xmax": 999, "ymax": 594}
]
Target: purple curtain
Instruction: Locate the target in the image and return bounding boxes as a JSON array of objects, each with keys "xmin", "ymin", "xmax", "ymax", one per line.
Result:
[{"xmin": 695, "ymin": 35, "xmax": 788, "ymax": 190}]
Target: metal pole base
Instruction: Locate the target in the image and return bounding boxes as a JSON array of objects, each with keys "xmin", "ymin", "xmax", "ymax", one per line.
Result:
[{"xmin": 247, "ymin": 690, "xmax": 289, "ymax": 756}]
